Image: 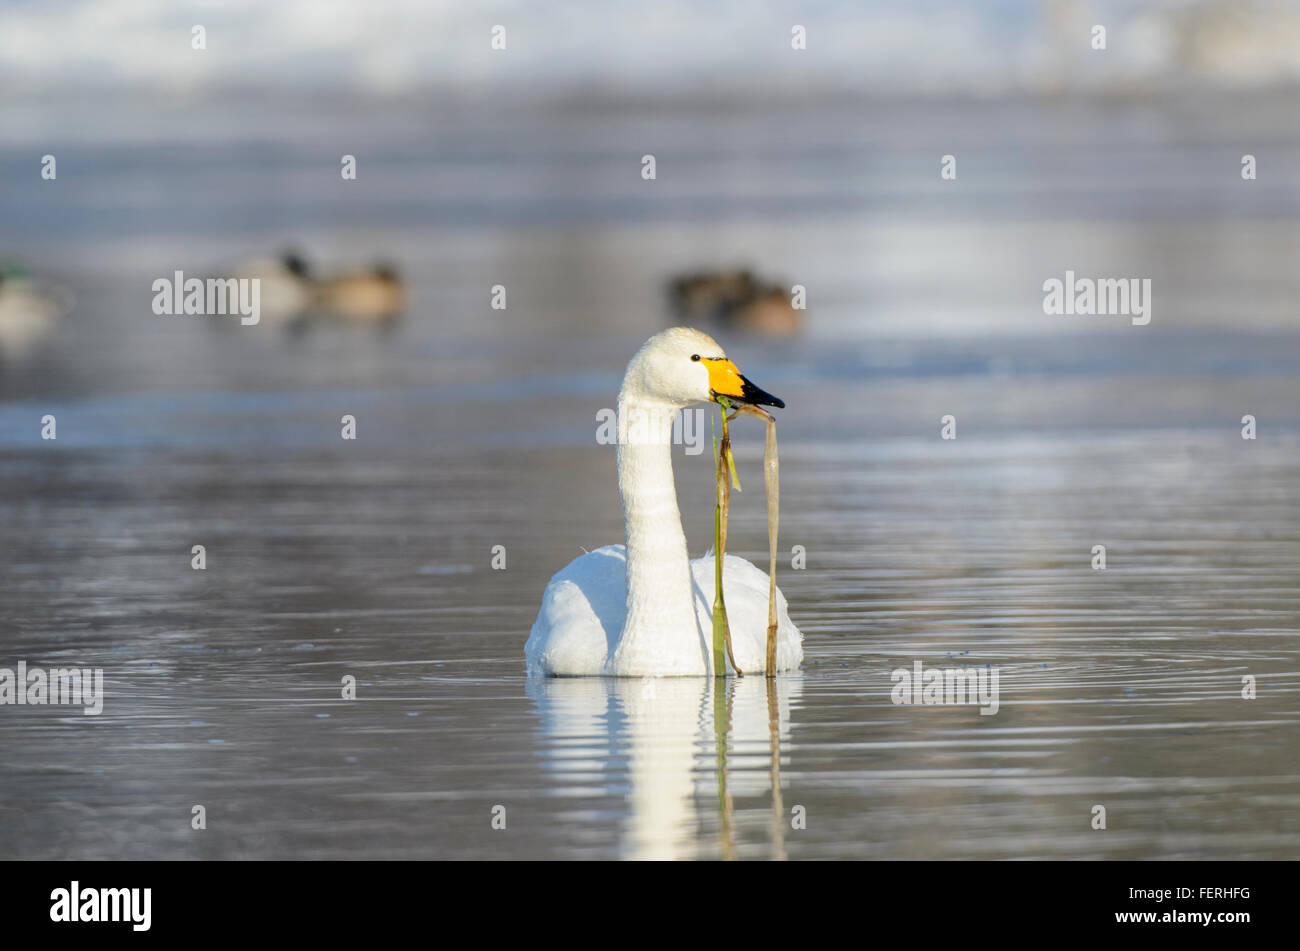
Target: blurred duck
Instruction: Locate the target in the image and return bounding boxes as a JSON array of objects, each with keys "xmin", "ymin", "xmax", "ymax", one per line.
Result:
[
  {"xmin": 668, "ymin": 268, "xmax": 801, "ymax": 336},
  {"xmin": 671, "ymin": 269, "xmax": 760, "ymax": 321},
  {"xmin": 223, "ymin": 251, "xmax": 406, "ymax": 327},
  {"xmin": 0, "ymin": 263, "xmax": 73, "ymax": 359},
  {"xmin": 225, "ymin": 250, "xmax": 315, "ymax": 325},
  {"xmin": 731, "ymin": 286, "xmax": 803, "ymax": 335},
  {"xmin": 314, "ymin": 262, "xmax": 406, "ymax": 324}
]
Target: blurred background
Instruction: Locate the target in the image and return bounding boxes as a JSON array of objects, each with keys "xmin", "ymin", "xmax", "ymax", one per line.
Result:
[
  {"xmin": 1, "ymin": 0, "xmax": 1298, "ymax": 860},
  {"xmin": 4, "ymin": 0, "xmax": 1300, "ymax": 389}
]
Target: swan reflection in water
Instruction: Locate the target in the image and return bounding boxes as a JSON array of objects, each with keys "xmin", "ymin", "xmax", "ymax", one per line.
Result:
[{"xmin": 527, "ymin": 674, "xmax": 801, "ymax": 860}]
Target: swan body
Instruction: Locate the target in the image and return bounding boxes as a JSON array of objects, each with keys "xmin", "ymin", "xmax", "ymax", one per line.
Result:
[
  {"xmin": 528, "ymin": 545, "xmax": 802, "ymax": 676},
  {"xmin": 526, "ymin": 327, "xmax": 803, "ymax": 677}
]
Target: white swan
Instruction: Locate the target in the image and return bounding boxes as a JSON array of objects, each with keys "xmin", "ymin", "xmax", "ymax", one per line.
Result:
[{"xmin": 526, "ymin": 327, "xmax": 803, "ymax": 677}]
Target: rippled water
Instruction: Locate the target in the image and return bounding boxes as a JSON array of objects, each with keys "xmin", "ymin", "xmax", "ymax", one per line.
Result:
[
  {"xmin": 2, "ymin": 96, "xmax": 1299, "ymax": 859},
  {"xmin": 3, "ymin": 395, "xmax": 1298, "ymax": 859}
]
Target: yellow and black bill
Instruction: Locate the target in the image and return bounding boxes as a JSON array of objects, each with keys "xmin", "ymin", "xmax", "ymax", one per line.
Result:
[{"xmin": 702, "ymin": 358, "xmax": 785, "ymax": 409}]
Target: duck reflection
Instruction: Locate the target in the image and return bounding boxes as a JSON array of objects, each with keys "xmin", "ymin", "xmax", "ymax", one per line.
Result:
[{"xmin": 527, "ymin": 674, "xmax": 801, "ymax": 860}]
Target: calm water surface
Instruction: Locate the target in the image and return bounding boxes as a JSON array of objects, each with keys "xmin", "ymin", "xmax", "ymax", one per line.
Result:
[{"xmin": 3, "ymin": 378, "xmax": 1298, "ymax": 859}]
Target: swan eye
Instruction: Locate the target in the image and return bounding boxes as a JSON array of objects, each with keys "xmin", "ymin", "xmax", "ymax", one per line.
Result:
[{"xmin": 691, "ymin": 354, "xmax": 700, "ymax": 361}]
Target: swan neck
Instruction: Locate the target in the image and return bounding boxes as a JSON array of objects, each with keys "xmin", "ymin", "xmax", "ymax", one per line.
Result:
[
  {"xmin": 613, "ymin": 397, "xmax": 702, "ymax": 672},
  {"xmin": 617, "ymin": 398, "xmax": 688, "ymax": 566}
]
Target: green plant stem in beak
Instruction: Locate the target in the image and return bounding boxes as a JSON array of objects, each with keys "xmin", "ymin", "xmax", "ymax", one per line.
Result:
[
  {"xmin": 713, "ymin": 398, "xmax": 742, "ymax": 677},
  {"xmin": 728, "ymin": 403, "xmax": 780, "ymax": 676}
]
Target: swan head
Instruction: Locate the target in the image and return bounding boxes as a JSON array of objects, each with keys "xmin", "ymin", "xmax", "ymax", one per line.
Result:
[{"xmin": 619, "ymin": 326, "xmax": 784, "ymax": 409}]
